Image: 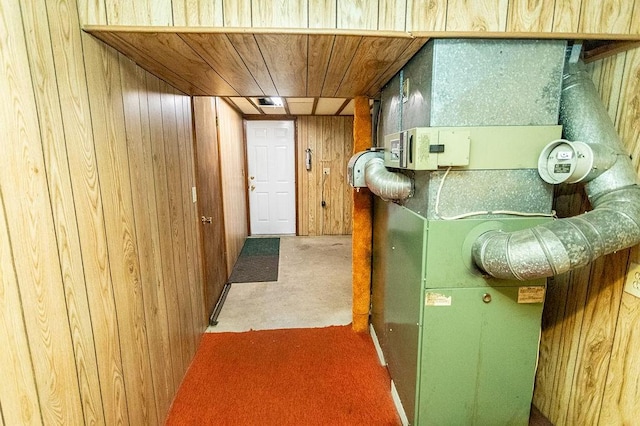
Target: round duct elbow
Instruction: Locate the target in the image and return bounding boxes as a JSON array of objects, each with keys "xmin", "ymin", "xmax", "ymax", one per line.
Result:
[
  {"xmin": 364, "ymin": 157, "xmax": 413, "ymax": 201},
  {"xmin": 472, "ymin": 60, "xmax": 640, "ymax": 281},
  {"xmin": 472, "ymin": 187, "xmax": 640, "ymax": 280},
  {"xmin": 472, "ymin": 228, "xmax": 564, "ymax": 280}
]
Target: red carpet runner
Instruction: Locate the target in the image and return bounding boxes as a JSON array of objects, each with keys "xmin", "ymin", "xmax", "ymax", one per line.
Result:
[{"xmin": 166, "ymin": 325, "xmax": 401, "ymax": 425}]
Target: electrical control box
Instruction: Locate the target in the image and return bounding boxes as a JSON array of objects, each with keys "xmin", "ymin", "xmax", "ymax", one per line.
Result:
[
  {"xmin": 384, "ymin": 128, "xmax": 470, "ymax": 169},
  {"xmin": 384, "ymin": 125, "xmax": 562, "ymax": 170}
]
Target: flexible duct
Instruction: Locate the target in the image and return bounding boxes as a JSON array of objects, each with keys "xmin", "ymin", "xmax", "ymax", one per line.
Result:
[
  {"xmin": 472, "ymin": 60, "xmax": 640, "ymax": 280},
  {"xmin": 364, "ymin": 157, "xmax": 413, "ymax": 201}
]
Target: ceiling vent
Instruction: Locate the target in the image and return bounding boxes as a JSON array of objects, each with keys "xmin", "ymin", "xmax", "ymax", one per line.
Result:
[{"xmin": 257, "ymin": 97, "xmax": 283, "ymax": 107}]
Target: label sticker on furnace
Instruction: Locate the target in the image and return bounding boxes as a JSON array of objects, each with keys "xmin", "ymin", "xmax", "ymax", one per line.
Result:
[
  {"xmin": 517, "ymin": 286, "xmax": 545, "ymax": 304},
  {"xmin": 425, "ymin": 292, "xmax": 452, "ymax": 306}
]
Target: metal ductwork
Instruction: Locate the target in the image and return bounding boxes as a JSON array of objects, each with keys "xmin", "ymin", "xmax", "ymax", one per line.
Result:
[
  {"xmin": 347, "ymin": 150, "xmax": 413, "ymax": 202},
  {"xmin": 472, "ymin": 60, "xmax": 640, "ymax": 280},
  {"xmin": 364, "ymin": 157, "xmax": 413, "ymax": 201}
]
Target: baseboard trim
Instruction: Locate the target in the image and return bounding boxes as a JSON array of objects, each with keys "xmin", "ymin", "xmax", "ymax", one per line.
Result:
[
  {"xmin": 391, "ymin": 380, "xmax": 409, "ymax": 426},
  {"xmin": 369, "ymin": 324, "xmax": 386, "ymax": 366}
]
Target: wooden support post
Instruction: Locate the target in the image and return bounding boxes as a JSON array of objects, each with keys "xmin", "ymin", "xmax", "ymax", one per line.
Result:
[{"xmin": 352, "ymin": 97, "xmax": 373, "ymax": 333}]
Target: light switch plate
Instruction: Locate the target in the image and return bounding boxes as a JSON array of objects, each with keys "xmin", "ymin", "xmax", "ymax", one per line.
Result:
[{"xmin": 624, "ymin": 262, "xmax": 640, "ymax": 299}]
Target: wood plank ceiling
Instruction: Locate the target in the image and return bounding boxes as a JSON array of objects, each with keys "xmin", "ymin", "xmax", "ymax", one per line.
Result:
[
  {"xmin": 84, "ymin": 28, "xmax": 428, "ymax": 115},
  {"xmin": 84, "ymin": 27, "xmax": 640, "ymax": 116}
]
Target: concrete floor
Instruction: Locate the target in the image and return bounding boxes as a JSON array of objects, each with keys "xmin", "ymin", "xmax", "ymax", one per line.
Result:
[{"xmin": 206, "ymin": 235, "xmax": 352, "ymax": 333}]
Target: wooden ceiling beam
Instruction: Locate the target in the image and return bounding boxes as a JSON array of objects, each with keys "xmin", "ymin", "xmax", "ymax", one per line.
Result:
[
  {"xmin": 282, "ymin": 98, "xmax": 291, "ymax": 115},
  {"xmin": 583, "ymin": 40, "xmax": 640, "ymax": 63},
  {"xmin": 243, "ymin": 114, "xmax": 297, "ymax": 120},
  {"xmin": 247, "ymin": 97, "xmax": 266, "ymax": 114},
  {"xmin": 220, "ymin": 97, "xmax": 245, "ymax": 116},
  {"xmin": 335, "ymin": 98, "xmax": 352, "ymax": 116}
]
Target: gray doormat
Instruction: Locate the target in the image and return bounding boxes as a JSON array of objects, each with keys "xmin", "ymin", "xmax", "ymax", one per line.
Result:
[{"xmin": 228, "ymin": 237, "xmax": 280, "ymax": 283}]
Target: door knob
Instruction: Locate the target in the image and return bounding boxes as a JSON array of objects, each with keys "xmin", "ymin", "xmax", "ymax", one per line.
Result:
[
  {"xmin": 201, "ymin": 216, "xmax": 212, "ymax": 224},
  {"xmin": 250, "ymin": 185, "xmax": 255, "ymax": 191}
]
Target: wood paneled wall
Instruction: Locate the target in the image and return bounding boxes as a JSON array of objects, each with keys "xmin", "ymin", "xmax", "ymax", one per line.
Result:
[
  {"xmin": 79, "ymin": 0, "xmax": 640, "ymax": 33},
  {"xmin": 297, "ymin": 116, "xmax": 354, "ymax": 236},
  {"xmin": 0, "ymin": 0, "xmax": 205, "ymax": 424},
  {"xmin": 533, "ymin": 47, "xmax": 640, "ymax": 426},
  {"xmin": 3, "ymin": 0, "xmax": 640, "ymax": 425},
  {"xmin": 215, "ymin": 98, "xmax": 249, "ymax": 275}
]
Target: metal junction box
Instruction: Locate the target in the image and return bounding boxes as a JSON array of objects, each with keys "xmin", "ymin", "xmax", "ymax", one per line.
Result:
[{"xmin": 383, "ymin": 125, "xmax": 562, "ymax": 170}]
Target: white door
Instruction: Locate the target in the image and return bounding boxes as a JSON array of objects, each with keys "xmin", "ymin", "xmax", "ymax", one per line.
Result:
[{"xmin": 246, "ymin": 120, "xmax": 296, "ymax": 235}]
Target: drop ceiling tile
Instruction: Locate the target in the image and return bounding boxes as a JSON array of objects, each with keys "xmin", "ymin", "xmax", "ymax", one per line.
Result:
[
  {"xmin": 315, "ymin": 98, "xmax": 347, "ymax": 115},
  {"xmin": 287, "ymin": 98, "xmax": 314, "ymax": 115},
  {"xmin": 340, "ymin": 99, "xmax": 355, "ymax": 115},
  {"xmin": 262, "ymin": 106, "xmax": 287, "ymax": 115},
  {"xmin": 228, "ymin": 97, "xmax": 261, "ymax": 114}
]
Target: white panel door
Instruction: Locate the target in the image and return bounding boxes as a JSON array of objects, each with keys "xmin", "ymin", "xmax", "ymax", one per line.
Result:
[{"xmin": 246, "ymin": 120, "xmax": 296, "ymax": 235}]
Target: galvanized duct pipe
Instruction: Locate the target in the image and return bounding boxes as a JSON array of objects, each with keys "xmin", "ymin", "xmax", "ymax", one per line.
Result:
[
  {"xmin": 472, "ymin": 60, "xmax": 640, "ymax": 280},
  {"xmin": 364, "ymin": 157, "xmax": 413, "ymax": 201}
]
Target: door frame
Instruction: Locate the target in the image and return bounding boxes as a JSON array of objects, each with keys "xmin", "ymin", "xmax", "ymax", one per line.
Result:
[{"xmin": 243, "ymin": 116, "xmax": 298, "ymax": 236}]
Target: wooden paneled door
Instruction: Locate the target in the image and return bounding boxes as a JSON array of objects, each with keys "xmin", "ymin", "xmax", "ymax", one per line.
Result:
[
  {"xmin": 193, "ymin": 97, "xmax": 227, "ymax": 320},
  {"xmin": 246, "ymin": 120, "xmax": 296, "ymax": 235}
]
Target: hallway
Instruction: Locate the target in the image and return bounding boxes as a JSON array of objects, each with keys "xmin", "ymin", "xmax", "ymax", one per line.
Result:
[
  {"xmin": 208, "ymin": 236, "xmax": 353, "ymax": 333},
  {"xmin": 165, "ymin": 236, "xmax": 404, "ymax": 425}
]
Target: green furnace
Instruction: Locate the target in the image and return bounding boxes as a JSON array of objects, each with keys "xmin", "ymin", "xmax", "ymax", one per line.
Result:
[
  {"xmin": 365, "ymin": 39, "xmax": 568, "ymax": 425},
  {"xmin": 372, "ymin": 203, "xmax": 550, "ymax": 425}
]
